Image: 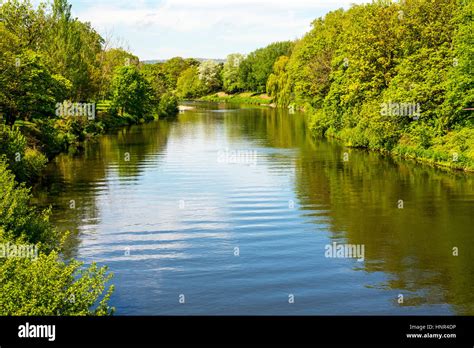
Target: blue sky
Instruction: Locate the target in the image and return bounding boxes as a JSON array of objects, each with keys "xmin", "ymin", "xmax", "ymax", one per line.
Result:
[{"xmin": 62, "ymin": 0, "xmax": 368, "ymax": 60}]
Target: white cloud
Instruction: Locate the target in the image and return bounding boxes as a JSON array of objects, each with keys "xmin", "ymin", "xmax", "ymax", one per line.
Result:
[{"xmin": 69, "ymin": 0, "xmax": 369, "ymax": 59}]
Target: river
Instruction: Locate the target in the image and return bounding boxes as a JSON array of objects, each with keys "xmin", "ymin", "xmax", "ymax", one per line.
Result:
[{"xmin": 33, "ymin": 102, "xmax": 474, "ymax": 315}]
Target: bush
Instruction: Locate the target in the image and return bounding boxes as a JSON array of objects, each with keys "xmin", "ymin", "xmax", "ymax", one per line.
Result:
[
  {"xmin": 34, "ymin": 119, "xmax": 69, "ymax": 158},
  {"xmin": 0, "ymin": 125, "xmax": 47, "ymax": 182},
  {"xmin": 157, "ymin": 93, "xmax": 178, "ymax": 118},
  {"xmin": 0, "ymin": 158, "xmax": 115, "ymax": 315},
  {"xmin": 0, "ymin": 252, "xmax": 114, "ymax": 316},
  {"xmin": 0, "ymin": 157, "xmax": 56, "ymax": 249}
]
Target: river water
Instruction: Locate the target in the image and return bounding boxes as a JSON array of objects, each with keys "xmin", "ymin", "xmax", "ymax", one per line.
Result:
[{"xmin": 34, "ymin": 102, "xmax": 474, "ymax": 315}]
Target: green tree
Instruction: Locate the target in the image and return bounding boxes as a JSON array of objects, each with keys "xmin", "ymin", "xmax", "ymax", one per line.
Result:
[
  {"xmin": 442, "ymin": 0, "xmax": 474, "ymax": 128},
  {"xmin": 238, "ymin": 41, "xmax": 292, "ymax": 93},
  {"xmin": 176, "ymin": 66, "xmax": 205, "ymax": 98},
  {"xmin": 42, "ymin": 0, "xmax": 103, "ymax": 100},
  {"xmin": 159, "ymin": 57, "xmax": 199, "ymax": 90},
  {"xmin": 110, "ymin": 66, "xmax": 153, "ymax": 119},
  {"xmin": 157, "ymin": 93, "xmax": 178, "ymax": 118},
  {"xmin": 222, "ymin": 53, "xmax": 244, "ymax": 93},
  {"xmin": 0, "ymin": 0, "xmax": 48, "ymax": 50},
  {"xmin": 198, "ymin": 60, "xmax": 222, "ymax": 93},
  {"xmin": 0, "ymin": 49, "xmax": 71, "ymax": 126},
  {"xmin": 266, "ymin": 55, "xmax": 291, "ymax": 106},
  {"xmin": 98, "ymin": 48, "xmax": 139, "ymax": 100},
  {"xmin": 286, "ymin": 9, "xmax": 348, "ymax": 108},
  {"xmin": 140, "ymin": 62, "xmax": 167, "ymax": 104}
]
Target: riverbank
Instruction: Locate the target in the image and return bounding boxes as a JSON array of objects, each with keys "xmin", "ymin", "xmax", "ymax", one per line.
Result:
[
  {"xmin": 194, "ymin": 96, "xmax": 474, "ymax": 172},
  {"xmin": 200, "ymin": 92, "xmax": 275, "ymax": 106},
  {"xmin": 313, "ymin": 115, "xmax": 474, "ymax": 173}
]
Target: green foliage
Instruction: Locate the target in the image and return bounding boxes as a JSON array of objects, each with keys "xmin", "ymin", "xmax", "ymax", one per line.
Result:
[
  {"xmin": 238, "ymin": 41, "xmax": 293, "ymax": 93},
  {"xmin": 140, "ymin": 62, "xmax": 167, "ymax": 103},
  {"xmin": 29, "ymin": 119, "xmax": 69, "ymax": 157},
  {"xmin": 176, "ymin": 66, "xmax": 205, "ymax": 98},
  {"xmin": 0, "ymin": 251, "xmax": 114, "ymax": 316},
  {"xmin": 441, "ymin": 0, "xmax": 474, "ymax": 128},
  {"xmin": 198, "ymin": 60, "xmax": 223, "ymax": 93},
  {"xmin": 157, "ymin": 93, "xmax": 178, "ymax": 118},
  {"xmin": 159, "ymin": 57, "xmax": 200, "ymax": 91},
  {"xmin": 285, "ymin": 9, "xmax": 348, "ymax": 108},
  {"xmin": 42, "ymin": 0, "xmax": 103, "ymax": 100},
  {"xmin": 0, "ymin": 49, "xmax": 72, "ymax": 125},
  {"xmin": 0, "ymin": 157, "xmax": 55, "ymax": 249},
  {"xmin": 0, "ymin": 158, "xmax": 114, "ymax": 315},
  {"xmin": 279, "ymin": 0, "xmax": 473, "ymax": 170},
  {"xmin": 201, "ymin": 92, "xmax": 273, "ymax": 105},
  {"xmin": 266, "ymin": 56, "xmax": 291, "ymax": 106},
  {"xmin": 0, "ymin": 0, "xmax": 48, "ymax": 50},
  {"xmin": 97, "ymin": 49, "xmax": 140, "ymax": 100},
  {"xmin": 0, "ymin": 125, "xmax": 47, "ymax": 182},
  {"xmin": 110, "ymin": 66, "xmax": 154, "ymax": 120},
  {"xmin": 222, "ymin": 53, "xmax": 244, "ymax": 93}
]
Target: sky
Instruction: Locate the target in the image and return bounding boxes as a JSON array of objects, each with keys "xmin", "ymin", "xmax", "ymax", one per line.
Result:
[{"xmin": 59, "ymin": 0, "xmax": 369, "ymax": 60}]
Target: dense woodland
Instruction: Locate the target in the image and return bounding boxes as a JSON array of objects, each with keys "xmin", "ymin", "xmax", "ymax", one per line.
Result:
[{"xmin": 0, "ymin": 0, "xmax": 472, "ymax": 315}]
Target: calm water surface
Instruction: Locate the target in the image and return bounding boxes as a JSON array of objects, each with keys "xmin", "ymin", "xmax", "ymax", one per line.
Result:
[{"xmin": 34, "ymin": 102, "xmax": 474, "ymax": 315}]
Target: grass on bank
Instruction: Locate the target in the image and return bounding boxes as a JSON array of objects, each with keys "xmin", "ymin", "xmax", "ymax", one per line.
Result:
[{"xmin": 200, "ymin": 92, "xmax": 274, "ymax": 106}]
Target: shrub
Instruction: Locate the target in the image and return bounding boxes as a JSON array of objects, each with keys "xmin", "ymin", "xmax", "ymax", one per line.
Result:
[
  {"xmin": 0, "ymin": 125, "xmax": 47, "ymax": 182},
  {"xmin": 157, "ymin": 93, "xmax": 178, "ymax": 118},
  {"xmin": 0, "ymin": 157, "xmax": 56, "ymax": 249},
  {"xmin": 0, "ymin": 252, "xmax": 114, "ymax": 316},
  {"xmin": 0, "ymin": 158, "xmax": 115, "ymax": 315}
]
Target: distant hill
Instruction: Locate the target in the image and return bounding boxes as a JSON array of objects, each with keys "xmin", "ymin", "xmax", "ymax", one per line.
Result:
[{"xmin": 142, "ymin": 58, "xmax": 226, "ymax": 64}]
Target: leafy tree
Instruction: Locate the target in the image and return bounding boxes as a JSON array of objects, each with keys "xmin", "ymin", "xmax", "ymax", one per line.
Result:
[
  {"xmin": 198, "ymin": 60, "xmax": 222, "ymax": 93},
  {"xmin": 110, "ymin": 66, "xmax": 153, "ymax": 119},
  {"xmin": 157, "ymin": 93, "xmax": 178, "ymax": 118},
  {"xmin": 222, "ymin": 53, "xmax": 244, "ymax": 93},
  {"xmin": 285, "ymin": 9, "xmax": 348, "ymax": 108},
  {"xmin": 159, "ymin": 57, "xmax": 199, "ymax": 90},
  {"xmin": 266, "ymin": 56, "xmax": 291, "ymax": 106},
  {"xmin": 42, "ymin": 0, "xmax": 103, "ymax": 100},
  {"xmin": 0, "ymin": 49, "xmax": 71, "ymax": 125},
  {"xmin": 140, "ymin": 62, "xmax": 168, "ymax": 103},
  {"xmin": 441, "ymin": 0, "xmax": 474, "ymax": 128},
  {"xmin": 0, "ymin": 0, "xmax": 48, "ymax": 50},
  {"xmin": 98, "ymin": 48, "xmax": 139, "ymax": 100},
  {"xmin": 176, "ymin": 66, "xmax": 205, "ymax": 98},
  {"xmin": 238, "ymin": 41, "xmax": 292, "ymax": 93},
  {"xmin": 0, "ymin": 156, "xmax": 54, "ymax": 246}
]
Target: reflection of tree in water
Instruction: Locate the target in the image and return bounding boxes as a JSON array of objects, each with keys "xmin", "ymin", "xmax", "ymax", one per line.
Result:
[
  {"xmin": 33, "ymin": 121, "xmax": 172, "ymax": 259},
  {"xmin": 219, "ymin": 106, "xmax": 474, "ymax": 314},
  {"xmin": 223, "ymin": 107, "xmax": 316, "ymax": 150},
  {"xmin": 294, "ymin": 139, "xmax": 474, "ymax": 315},
  {"xmin": 32, "ymin": 105, "xmax": 474, "ymax": 314}
]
